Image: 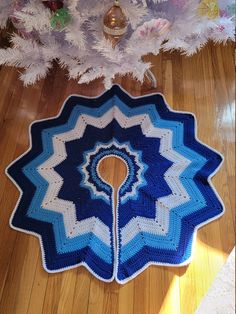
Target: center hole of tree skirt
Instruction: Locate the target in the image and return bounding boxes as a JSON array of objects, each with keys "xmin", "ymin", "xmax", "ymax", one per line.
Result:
[
  {"xmin": 98, "ymin": 156, "xmax": 128, "ymax": 192},
  {"xmin": 98, "ymin": 156, "xmax": 127, "ymax": 251}
]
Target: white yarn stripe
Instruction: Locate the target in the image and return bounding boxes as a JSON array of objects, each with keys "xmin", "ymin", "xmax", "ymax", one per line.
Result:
[{"xmin": 35, "ymin": 104, "xmax": 190, "ymax": 248}]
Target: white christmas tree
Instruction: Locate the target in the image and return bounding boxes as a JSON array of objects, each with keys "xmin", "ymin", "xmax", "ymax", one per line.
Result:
[{"xmin": 0, "ymin": 0, "xmax": 234, "ymax": 88}]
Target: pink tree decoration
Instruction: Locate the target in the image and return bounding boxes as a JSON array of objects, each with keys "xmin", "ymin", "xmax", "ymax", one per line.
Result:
[{"xmin": 136, "ymin": 18, "xmax": 171, "ymax": 39}]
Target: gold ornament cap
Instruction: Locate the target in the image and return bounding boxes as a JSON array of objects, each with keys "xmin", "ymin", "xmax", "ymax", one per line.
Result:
[{"xmin": 103, "ymin": 0, "xmax": 127, "ymax": 47}]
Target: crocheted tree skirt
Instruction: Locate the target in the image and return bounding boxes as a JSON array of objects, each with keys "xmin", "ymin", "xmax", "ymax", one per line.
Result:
[{"xmin": 6, "ymin": 85, "xmax": 224, "ymax": 284}]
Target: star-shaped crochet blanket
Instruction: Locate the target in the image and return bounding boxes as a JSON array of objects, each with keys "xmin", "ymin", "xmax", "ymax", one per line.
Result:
[{"xmin": 7, "ymin": 85, "xmax": 224, "ymax": 284}]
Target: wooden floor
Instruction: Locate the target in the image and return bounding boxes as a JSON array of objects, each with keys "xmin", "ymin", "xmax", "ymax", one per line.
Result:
[{"xmin": 0, "ymin": 42, "xmax": 235, "ymax": 314}]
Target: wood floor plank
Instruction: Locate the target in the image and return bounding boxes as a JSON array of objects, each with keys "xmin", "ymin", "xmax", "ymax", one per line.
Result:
[
  {"xmin": 42, "ymin": 273, "xmax": 63, "ymax": 314},
  {"xmin": 133, "ymin": 270, "xmax": 150, "ymax": 314},
  {"xmin": 0, "ymin": 234, "xmax": 39, "ymax": 314},
  {"xmin": 26, "ymin": 256, "xmax": 49, "ymax": 314},
  {"xmin": 0, "ymin": 83, "xmax": 45, "ymax": 305},
  {"xmin": 118, "ymin": 281, "xmax": 134, "ymax": 314},
  {"xmin": 56, "ymin": 270, "xmax": 78, "ymax": 314},
  {"xmin": 87, "ymin": 278, "xmax": 105, "ymax": 314},
  {"xmin": 71, "ymin": 268, "xmax": 91, "ymax": 314},
  {"xmin": 149, "ymin": 267, "xmax": 180, "ymax": 314},
  {"xmin": 102, "ymin": 282, "xmax": 119, "ymax": 314},
  {"xmin": 0, "ymin": 67, "xmax": 18, "ymax": 126}
]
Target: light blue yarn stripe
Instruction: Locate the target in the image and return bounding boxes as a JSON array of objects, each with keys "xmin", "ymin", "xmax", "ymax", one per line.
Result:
[
  {"xmin": 23, "ymin": 167, "xmax": 112, "ymax": 263},
  {"xmin": 23, "ymin": 95, "xmax": 207, "ymax": 259},
  {"xmin": 106, "ymin": 97, "xmax": 208, "ymax": 259},
  {"xmin": 120, "ymin": 198, "xmax": 203, "ymax": 263},
  {"xmin": 26, "ymin": 96, "xmax": 205, "ymax": 255},
  {"xmin": 24, "ymin": 104, "xmax": 113, "ymax": 263}
]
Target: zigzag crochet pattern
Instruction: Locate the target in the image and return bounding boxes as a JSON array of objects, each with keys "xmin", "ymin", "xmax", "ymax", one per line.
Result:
[{"xmin": 6, "ymin": 85, "xmax": 224, "ymax": 284}]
